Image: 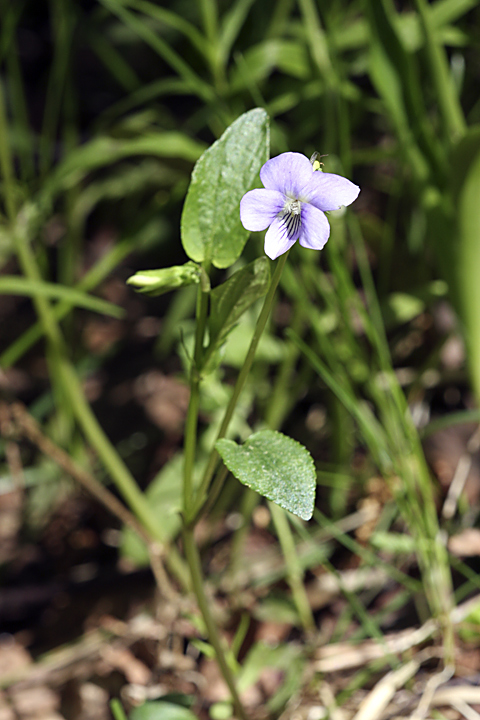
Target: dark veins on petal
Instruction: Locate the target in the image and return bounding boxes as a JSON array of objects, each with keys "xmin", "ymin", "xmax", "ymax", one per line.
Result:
[{"xmin": 280, "ymin": 210, "xmax": 301, "ymax": 240}]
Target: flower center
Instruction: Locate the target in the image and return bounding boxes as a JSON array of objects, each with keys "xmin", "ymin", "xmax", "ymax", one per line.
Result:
[
  {"xmin": 279, "ymin": 198, "xmax": 302, "ymax": 241},
  {"xmin": 286, "ymin": 199, "xmax": 301, "ymax": 214}
]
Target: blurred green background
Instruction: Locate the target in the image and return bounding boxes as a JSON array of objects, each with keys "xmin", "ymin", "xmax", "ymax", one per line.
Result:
[{"xmin": 1, "ymin": 0, "xmax": 480, "ymax": 712}]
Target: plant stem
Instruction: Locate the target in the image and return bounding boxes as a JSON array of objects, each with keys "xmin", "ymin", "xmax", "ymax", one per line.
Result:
[
  {"xmin": 413, "ymin": 0, "xmax": 465, "ymax": 142},
  {"xmin": 0, "ymin": 81, "xmax": 17, "ymax": 222},
  {"xmin": 183, "ymin": 376, "xmax": 201, "ymax": 514},
  {"xmin": 187, "ymin": 250, "xmax": 289, "ymax": 524},
  {"xmin": 110, "ymin": 699, "xmax": 128, "ymax": 720},
  {"xmin": 183, "ymin": 276, "xmax": 210, "ymax": 515},
  {"xmin": 10, "ymin": 210, "xmax": 162, "ymax": 541},
  {"xmin": 1, "ymin": 232, "xmax": 146, "ymax": 368},
  {"xmin": 265, "ymin": 301, "xmax": 303, "ymax": 429},
  {"xmin": 8, "ymin": 401, "xmax": 151, "ymax": 543},
  {"xmin": 1, "ymin": 78, "xmax": 164, "ymax": 542},
  {"xmin": 269, "ymin": 502, "xmax": 315, "ymax": 631},
  {"xmin": 182, "ymin": 526, "xmax": 248, "ymax": 720},
  {"xmin": 59, "ymin": 359, "xmax": 162, "ymax": 537},
  {"xmin": 194, "ymin": 463, "xmax": 229, "ymax": 522}
]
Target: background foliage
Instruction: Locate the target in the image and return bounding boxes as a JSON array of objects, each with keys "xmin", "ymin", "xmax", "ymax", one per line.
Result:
[{"xmin": 1, "ymin": 0, "xmax": 480, "ymax": 718}]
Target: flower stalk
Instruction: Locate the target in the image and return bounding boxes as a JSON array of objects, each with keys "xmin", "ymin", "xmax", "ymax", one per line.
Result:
[
  {"xmin": 186, "ymin": 250, "xmax": 290, "ymax": 525},
  {"xmin": 182, "ymin": 526, "xmax": 248, "ymax": 720},
  {"xmin": 183, "ymin": 265, "xmax": 210, "ymax": 515}
]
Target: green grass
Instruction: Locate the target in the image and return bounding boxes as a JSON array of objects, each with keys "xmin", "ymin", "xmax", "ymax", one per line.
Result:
[{"xmin": 1, "ymin": 0, "xmax": 480, "ymax": 715}]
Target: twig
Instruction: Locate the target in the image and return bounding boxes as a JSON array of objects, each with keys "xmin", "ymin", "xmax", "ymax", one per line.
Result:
[
  {"xmin": 450, "ymin": 701, "xmax": 480, "ymax": 720},
  {"xmin": 352, "ymin": 658, "xmax": 419, "ymax": 720},
  {"xmin": 410, "ymin": 662, "xmax": 454, "ymax": 719},
  {"xmin": 442, "ymin": 425, "xmax": 480, "ymax": 520},
  {"xmin": 432, "ymin": 686, "xmax": 480, "ymax": 707},
  {"xmin": 315, "ymin": 594, "xmax": 480, "ymax": 673},
  {"xmin": 1, "ymin": 401, "xmax": 178, "ymax": 600},
  {"xmin": 319, "ymin": 681, "xmax": 347, "ymax": 720},
  {"xmin": 3, "ymin": 402, "xmax": 149, "ymax": 541}
]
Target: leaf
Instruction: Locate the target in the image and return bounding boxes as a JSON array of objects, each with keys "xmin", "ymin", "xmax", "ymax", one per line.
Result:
[
  {"xmin": 216, "ymin": 430, "xmax": 316, "ymax": 521},
  {"xmin": 205, "ymin": 257, "xmax": 270, "ymax": 366},
  {"xmin": 431, "ymin": 0, "xmax": 480, "ymax": 27},
  {"xmin": 383, "ymin": 292, "xmax": 424, "ymax": 327},
  {"xmin": 370, "ymin": 531, "xmax": 417, "ymax": 555},
  {"xmin": 230, "ymin": 40, "xmax": 309, "ymax": 91},
  {"xmin": 219, "ymin": 314, "xmax": 285, "ymax": 369},
  {"xmin": 365, "ymin": 0, "xmax": 432, "ymax": 179},
  {"xmin": 451, "ymin": 124, "xmax": 480, "ymax": 199},
  {"xmin": 127, "ymin": 262, "xmax": 202, "ymax": 297},
  {"xmin": 442, "ymin": 126, "xmax": 480, "ymax": 309},
  {"xmin": 0, "ymin": 276, "xmax": 124, "ymax": 318},
  {"xmin": 44, "ymin": 132, "xmax": 205, "ymax": 198},
  {"xmin": 121, "ymin": 0, "xmax": 208, "ymax": 57},
  {"xmin": 121, "ymin": 455, "xmax": 184, "ymax": 566},
  {"xmin": 121, "ymin": 453, "xmax": 205, "ymax": 566},
  {"xmin": 130, "ymin": 701, "xmax": 199, "ymax": 720},
  {"xmin": 219, "ymin": 0, "xmax": 257, "ymax": 66},
  {"xmin": 236, "ymin": 641, "xmax": 304, "ymax": 714},
  {"xmin": 181, "ymin": 108, "xmax": 269, "ymax": 269},
  {"xmin": 457, "ymin": 134, "xmax": 480, "ymax": 401},
  {"xmin": 100, "ymin": 0, "xmax": 214, "ymax": 102}
]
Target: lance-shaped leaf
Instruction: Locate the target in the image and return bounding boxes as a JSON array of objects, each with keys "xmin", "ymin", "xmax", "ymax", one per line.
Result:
[
  {"xmin": 0, "ymin": 276, "xmax": 123, "ymax": 318},
  {"xmin": 181, "ymin": 108, "xmax": 269, "ymax": 269},
  {"xmin": 457, "ymin": 130, "xmax": 480, "ymax": 402},
  {"xmin": 127, "ymin": 262, "xmax": 204, "ymax": 297},
  {"xmin": 216, "ymin": 430, "xmax": 316, "ymax": 521},
  {"xmin": 204, "ymin": 257, "xmax": 270, "ymax": 368}
]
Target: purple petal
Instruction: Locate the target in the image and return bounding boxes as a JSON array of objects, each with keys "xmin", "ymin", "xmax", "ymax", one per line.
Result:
[
  {"xmin": 240, "ymin": 189, "xmax": 285, "ymax": 231},
  {"xmin": 264, "ymin": 215, "xmax": 298, "ymax": 260},
  {"xmin": 298, "ymin": 204, "xmax": 330, "ymax": 251},
  {"xmin": 301, "ymin": 172, "xmax": 360, "ymax": 212},
  {"xmin": 260, "ymin": 152, "xmax": 313, "ymax": 198}
]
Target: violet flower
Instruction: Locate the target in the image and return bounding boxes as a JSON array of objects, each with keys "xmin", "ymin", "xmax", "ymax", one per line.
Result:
[{"xmin": 240, "ymin": 152, "xmax": 360, "ymax": 260}]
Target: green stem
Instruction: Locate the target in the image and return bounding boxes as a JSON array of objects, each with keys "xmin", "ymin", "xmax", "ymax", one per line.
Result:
[
  {"xmin": 183, "ymin": 277, "xmax": 210, "ymax": 515},
  {"xmin": 59, "ymin": 360, "xmax": 161, "ymax": 538},
  {"xmin": 10, "ymin": 210, "xmax": 162, "ymax": 541},
  {"xmin": 103, "ymin": 0, "xmax": 215, "ymax": 103},
  {"xmin": 39, "ymin": 0, "xmax": 74, "ymax": 178},
  {"xmin": 196, "ymin": 0, "xmax": 225, "ymax": 91},
  {"xmin": 1, "ymin": 233, "xmax": 145, "ymax": 369},
  {"xmin": 298, "ymin": 0, "xmax": 334, "ymax": 83},
  {"xmin": 183, "ymin": 377, "xmax": 200, "ymax": 514},
  {"xmin": 110, "ymin": 699, "xmax": 128, "ymax": 720},
  {"xmin": 198, "ymin": 0, "xmax": 218, "ymax": 47},
  {"xmin": 216, "ymin": 251, "xmax": 289, "ymax": 442},
  {"xmin": 228, "ymin": 488, "xmax": 259, "ymax": 580},
  {"xmin": 269, "ymin": 502, "xmax": 314, "ymax": 632},
  {"xmin": 182, "ymin": 526, "xmax": 248, "ymax": 720},
  {"xmin": 413, "ymin": 0, "xmax": 465, "ymax": 142},
  {"xmin": 4, "ymin": 11, "xmax": 36, "ymax": 183},
  {"xmin": 265, "ymin": 302, "xmax": 303, "ymax": 429},
  {"xmin": 0, "ymin": 80, "xmax": 18, "ymax": 221},
  {"xmin": 193, "ymin": 463, "xmax": 229, "ymax": 522},
  {"xmin": 187, "ymin": 251, "xmax": 289, "ymax": 524}
]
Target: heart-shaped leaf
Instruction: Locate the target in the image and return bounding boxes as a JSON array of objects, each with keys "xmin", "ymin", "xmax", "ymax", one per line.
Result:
[
  {"xmin": 181, "ymin": 108, "xmax": 269, "ymax": 269},
  {"xmin": 216, "ymin": 430, "xmax": 316, "ymax": 520}
]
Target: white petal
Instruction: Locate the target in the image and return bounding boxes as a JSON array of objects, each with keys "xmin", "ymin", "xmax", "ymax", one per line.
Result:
[
  {"xmin": 260, "ymin": 152, "xmax": 313, "ymax": 197},
  {"xmin": 240, "ymin": 189, "xmax": 285, "ymax": 231},
  {"xmin": 264, "ymin": 215, "xmax": 298, "ymax": 260},
  {"xmin": 301, "ymin": 172, "xmax": 360, "ymax": 212},
  {"xmin": 298, "ymin": 203, "xmax": 330, "ymax": 251}
]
